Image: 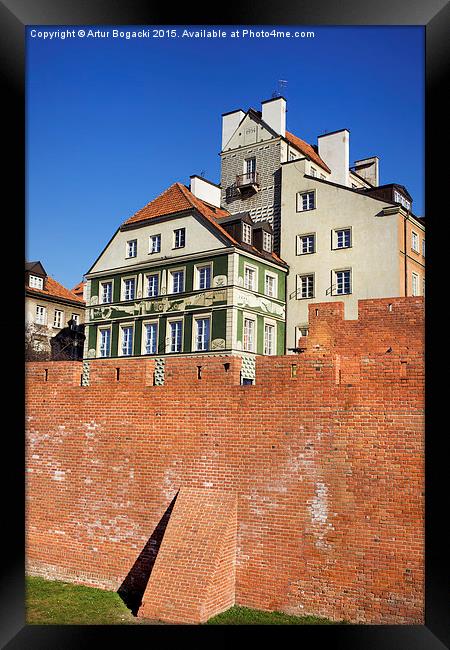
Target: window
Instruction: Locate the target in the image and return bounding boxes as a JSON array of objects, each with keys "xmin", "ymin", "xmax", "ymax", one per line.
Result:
[
  {"xmin": 263, "ymin": 231, "xmax": 272, "ymax": 252},
  {"xmin": 394, "ymin": 190, "xmax": 411, "ymax": 211},
  {"xmin": 422, "ymin": 239, "xmax": 425, "ymax": 257},
  {"xmin": 53, "ymin": 310, "xmax": 64, "ymax": 328},
  {"xmin": 170, "ymin": 269, "xmax": 184, "ymax": 294},
  {"xmin": 126, "ymin": 239, "xmax": 137, "ymax": 258},
  {"xmin": 264, "ymin": 323, "xmax": 275, "ymax": 355},
  {"xmin": 422, "ymin": 277, "xmax": 425, "ymax": 296},
  {"xmin": 411, "ymin": 231, "xmax": 419, "ymax": 253},
  {"xmin": 197, "ymin": 265, "xmax": 211, "ymax": 290},
  {"xmin": 297, "ymin": 274, "xmax": 314, "ymax": 299},
  {"xmin": 242, "ymin": 222, "xmax": 252, "ymax": 245},
  {"xmin": 146, "ymin": 273, "xmax": 159, "ymax": 298},
  {"xmin": 335, "ymin": 270, "xmax": 352, "ymax": 295},
  {"xmin": 310, "ymin": 167, "xmax": 317, "ymax": 177},
  {"xmin": 245, "ymin": 157, "xmax": 256, "ymax": 178},
  {"xmin": 335, "ymin": 228, "xmax": 351, "ymax": 249},
  {"xmin": 195, "ymin": 317, "xmax": 210, "ymax": 351},
  {"xmin": 29, "ymin": 275, "xmax": 43, "ymax": 289},
  {"xmin": 244, "ymin": 266, "xmax": 256, "ymax": 291},
  {"xmin": 320, "ymin": 174, "xmax": 326, "ymax": 180},
  {"xmin": 412, "ymin": 272, "xmax": 419, "ymax": 296},
  {"xmin": 174, "ymin": 228, "xmax": 185, "ymax": 249},
  {"xmin": 297, "ymin": 234, "xmax": 315, "ymax": 255},
  {"xmin": 289, "ymin": 151, "xmax": 296, "ymax": 161},
  {"xmin": 71, "ymin": 313, "xmax": 79, "ymax": 325},
  {"xmin": 169, "ymin": 320, "xmax": 183, "ymax": 352},
  {"xmin": 123, "ymin": 277, "xmax": 135, "ymax": 301},
  {"xmin": 264, "ymin": 273, "xmax": 277, "ymax": 298},
  {"xmin": 35, "ymin": 305, "xmax": 47, "ymax": 325},
  {"xmin": 143, "ymin": 322, "xmax": 158, "ymax": 355},
  {"xmin": 297, "ymin": 191, "xmax": 315, "ymax": 212},
  {"xmin": 99, "ymin": 328, "xmax": 111, "ymax": 357},
  {"xmin": 120, "ymin": 325, "xmax": 133, "ymax": 356},
  {"xmin": 149, "ymin": 234, "xmax": 161, "ymax": 254},
  {"xmin": 243, "ymin": 318, "xmax": 255, "ymax": 352},
  {"xmin": 100, "ymin": 281, "xmax": 113, "ymax": 304}
]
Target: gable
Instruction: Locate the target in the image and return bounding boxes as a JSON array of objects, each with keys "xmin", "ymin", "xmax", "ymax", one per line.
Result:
[
  {"xmin": 89, "ymin": 212, "xmax": 229, "ymax": 275},
  {"xmin": 224, "ymin": 113, "xmax": 278, "ymax": 151}
]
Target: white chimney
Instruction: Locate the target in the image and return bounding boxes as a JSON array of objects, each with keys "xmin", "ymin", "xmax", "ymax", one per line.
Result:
[
  {"xmin": 353, "ymin": 156, "xmax": 379, "ymax": 187},
  {"xmin": 261, "ymin": 96, "xmax": 286, "ymax": 137},
  {"xmin": 317, "ymin": 129, "xmax": 350, "ymax": 186},
  {"xmin": 189, "ymin": 175, "xmax": 221, "ymax": 208},
  {"xmin": 222, "ymin": 109, "xmax": 245, "ymax": 150}
]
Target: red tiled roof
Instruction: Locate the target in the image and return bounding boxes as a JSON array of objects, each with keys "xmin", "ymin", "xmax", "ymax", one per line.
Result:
[
  {"xmin": 121, "ymin": 182, "xmax": 287, "ymax": 267},
  {"xmin": 285, "ymin": 130, "xmax": 331, "ymax": 174},
  {"xmin": 72, "ymin": 281, "xmax": 86, "ymax": 297},
  {"xmin": 26, "ymin": 276, "xmax": 85, "ymax": 305}
]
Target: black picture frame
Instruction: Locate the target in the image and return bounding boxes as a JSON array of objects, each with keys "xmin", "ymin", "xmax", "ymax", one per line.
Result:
[{"xmin": 4, "ymin": 1, "xmax": 448, "ymax": 647}]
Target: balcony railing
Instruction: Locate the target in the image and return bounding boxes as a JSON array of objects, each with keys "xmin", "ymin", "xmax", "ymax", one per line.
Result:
[{"xmin": 236, "ymin": 171, "xmax": 260, "ymax": 189}]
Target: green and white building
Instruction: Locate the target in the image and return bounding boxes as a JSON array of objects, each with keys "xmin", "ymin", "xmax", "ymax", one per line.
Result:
[{"xmin": 84, "ymin": 177, "xmax": 287, "ymax": 363}]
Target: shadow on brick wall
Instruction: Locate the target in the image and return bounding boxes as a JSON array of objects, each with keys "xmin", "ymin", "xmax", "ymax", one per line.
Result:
[{"xmin": 117, "ymin": 493, "xmax": 178, "ymax": 615}]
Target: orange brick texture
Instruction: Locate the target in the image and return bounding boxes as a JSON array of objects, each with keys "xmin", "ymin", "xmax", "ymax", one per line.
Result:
[
  {"xmin": 25, "ymin": 297, "xmax": 424, "ymax": 624},
  {"xmin": 138, "ymin": 488, "xmax": 237, "ymax": 623}
]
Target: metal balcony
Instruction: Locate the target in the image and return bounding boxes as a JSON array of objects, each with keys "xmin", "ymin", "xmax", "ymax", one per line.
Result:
[{"xmin": 235, "ymin": 171, "xmax": 260, "ymax": 193}]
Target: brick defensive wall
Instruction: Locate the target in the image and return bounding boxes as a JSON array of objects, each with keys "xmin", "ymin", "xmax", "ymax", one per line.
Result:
[{"xmin": 25, "ymin": 297, "xmax": 424, "ymax": 624}]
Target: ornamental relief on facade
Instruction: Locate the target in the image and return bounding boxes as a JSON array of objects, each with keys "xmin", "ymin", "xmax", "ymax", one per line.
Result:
[
  {"xmin": 89, "ymin": 288, "xmax": 228, "ymax": 321},
  {"xmin": 235, "ymin": 290, "xmax": 285, "ymax": 318}
]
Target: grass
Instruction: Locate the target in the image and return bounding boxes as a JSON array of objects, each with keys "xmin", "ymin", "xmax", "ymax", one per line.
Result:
[
  {"xmin": 205, "ymin": 605, "xmax": 346, "ymax": 625},
  {"xmin": 26, "ymin": 576, "xmax": 345, "ymax": 625}
]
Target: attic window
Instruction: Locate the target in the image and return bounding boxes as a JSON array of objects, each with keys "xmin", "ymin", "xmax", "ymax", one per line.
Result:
[
  {"xmin": 29, "ymin": 275, "xmax": 43, "ymax": 289},
  {"xmin": 263, "ymin": 231, "xmax": 273, "ymax": 252},
  {"xmin": 394, "ymin": 190, "xmax": 411, "ymax": 211},
  {"xmin": 242, "ymin": 222, "xmax": 252, "ymax": 245}
]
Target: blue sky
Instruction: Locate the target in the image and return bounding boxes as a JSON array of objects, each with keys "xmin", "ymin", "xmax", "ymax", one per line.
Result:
[{"xmin": 26, "ymin": 25, "xmax": 424, "ymax": 290}]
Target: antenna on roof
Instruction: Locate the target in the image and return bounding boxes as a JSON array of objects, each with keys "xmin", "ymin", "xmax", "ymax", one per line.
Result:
[
  {"xmin": 200, "ymin": 170, "xmax": 206, "ymax": 178},
  {"xmin": 272, "ymin": 79, "xmax": 288, "ymax": 99}
]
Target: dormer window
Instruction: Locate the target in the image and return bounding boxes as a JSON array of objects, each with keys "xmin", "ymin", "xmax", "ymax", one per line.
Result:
[
  {"xmin": 263, "ymin": 231, "xmax": 273, "ymax": 252},
  {"xmin": 242, "ymin": 222, "xmax": 252, "ymax": 245},
  {"xmin": 29, "ymin": 274, "xmax": 43, "ymax": 289},
  {"xmin": 394, "ymin": 190, "xmax": 411, "ymax": 211}
]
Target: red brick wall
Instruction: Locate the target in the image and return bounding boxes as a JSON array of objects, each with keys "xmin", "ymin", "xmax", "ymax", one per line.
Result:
[{"xmin": 25, "ymin": 298, "xmax": 424, "ymax": 624}]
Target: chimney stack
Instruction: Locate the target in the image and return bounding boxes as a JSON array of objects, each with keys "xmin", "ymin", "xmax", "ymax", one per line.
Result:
[
  {"xmin": 353, "ymin": 156, "xmax": 379, "ymax": 187},
  {"xmin": 261, "ymin": 96, "xmax": 286, "ymax": 137},
  {"xmin": 317, "ymin": 129, "xmax": 350, "ymax": 186},
  {"xmin": 189, "ymin": 175, "xmax": 221, "ymax": 208},
  {"xmin": 221, "ymin": 109, "xmax": 245, "ymax": 151}
]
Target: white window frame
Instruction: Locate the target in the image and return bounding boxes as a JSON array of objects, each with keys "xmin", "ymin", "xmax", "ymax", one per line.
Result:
[
  {"xmin": 169, "ymin": 267, "xmax": 185, "ymax": 294},
  {"xmin": 145, "ymin": 272, "xmax": 160, "ymax": 298},
  {"xmin": 119, "ymin": 323, "xmax": 134, "ymax": 357},
  {"xmin": 334, "ymin": 228, "xmax": 352, "ymax": 250},
  {"xmin": 29, "ymin": 274, "xmax": 44, "ymax": 289},
  {"xmin": 121, "ymin": 276, "xmax": 136, "ymax": 301},
  {"xmin": 53, "ymin": 309, "xmax": 64, "ymax": 328},
  {"xmin": 126, "ymin": 239, "xmax": 137, "ymax": 258},
  {"xmin": 99, "ymin": 280, "xmax": 113, "ymax": 304},
  {"xmin": 310, "ymin": 167, "xmax": 317, "ymax": 177},
  {"xmin": 422, "ymin": 239, "xmax": 425, "ymax": 257},
  {"xmin": 411, "ymin": 231, "xmax": 419, "ymax": 253},
  {"xmin": 98, "ymin": 326, "xmax": 112, "ymax": 358},
  {"xmin": 242, "ymin": 222, "xmax": 252, "ymax": 245},
  {"xmin": 296, "ymin": 274, "xmax": 314, "ymax": 299},
  {"xmin": 245, "ymin": 157, "xmax": 256, "ymax": 175},
  {"xmin": 243, "ymin": 315, "xmax": 256, "ymax": 353},
  {"xmin": 263, "ymin": 231, "xmax": 273, "ymax": 252},
  {"xmin": 264, "ymin": 271, "xmax": 277, "ymax": 298},
  {"xmin": 173, "ymin": 228, "xmax": 186, "ymax": 249},
  {"xmin": 412, "ymin": 272, "xmax": 419, "ymax": 296},
  {"xmin": 166, "ymin": 318, "xmax": 183, "ymax": 353},
  {"xmin": 35, "ymin": 305, "xmax": 47, "ymax": 325},
  {"xmin": 333, "ymin": 269, "xmax": 352, "ymax": 295},
  {"xmin": 149, "ymin": 233, "xmax": 161, "ymax": 254},
  {"xmin": 71, "ymin": 313, "xmax": 80, "ymax": 325},
  {"xmin": 193, "ymin": 315, "xmax": 211, "ymax": 352},
  {"xmin": 296, "ymin": 190, "xmax": 316, "ymax": 212},
  {"xmin": 195, "ymin": 263, "xmax": 212, "ymax": 291},
  {"xmin": 263, "ymin": 319, "xmax": 276, "ymax": 356},
  {"xmin": 297, "ymin": 233, "xmax": 315, "ymax": 255},
  {"xmin": 142, "ymin": 320, "xmax": 159, "ymax": 355},
  {"xmin": 244, "ymin": 264, "xmax": 257, "ymax": 292}
]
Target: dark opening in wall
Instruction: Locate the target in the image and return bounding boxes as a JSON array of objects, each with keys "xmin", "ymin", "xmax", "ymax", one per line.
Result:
[
  {"xmin": 224, "ymin": 362, "xmax": 230, "ymax": 373},
  {"xmin": 197, "ymin": 366, "xmax": 202, "ymax": 380},
  {"xmin": 44, "ymin": 369, "xmax": 48, "ymax": 382},
  {"xmin": 116, "ymin": 368, "xmax": 120, "ymax": 381}
]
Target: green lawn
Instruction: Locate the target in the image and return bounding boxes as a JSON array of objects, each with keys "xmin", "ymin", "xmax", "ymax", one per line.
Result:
[{"xmin": 26, "ymin": 576, "xmax": 345, "ymax": 625}]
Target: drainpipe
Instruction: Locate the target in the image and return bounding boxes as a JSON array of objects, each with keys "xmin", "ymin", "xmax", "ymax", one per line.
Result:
[{"xmin": 404, "ymin": 213, "xmax": 408, "ymax": 296}]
